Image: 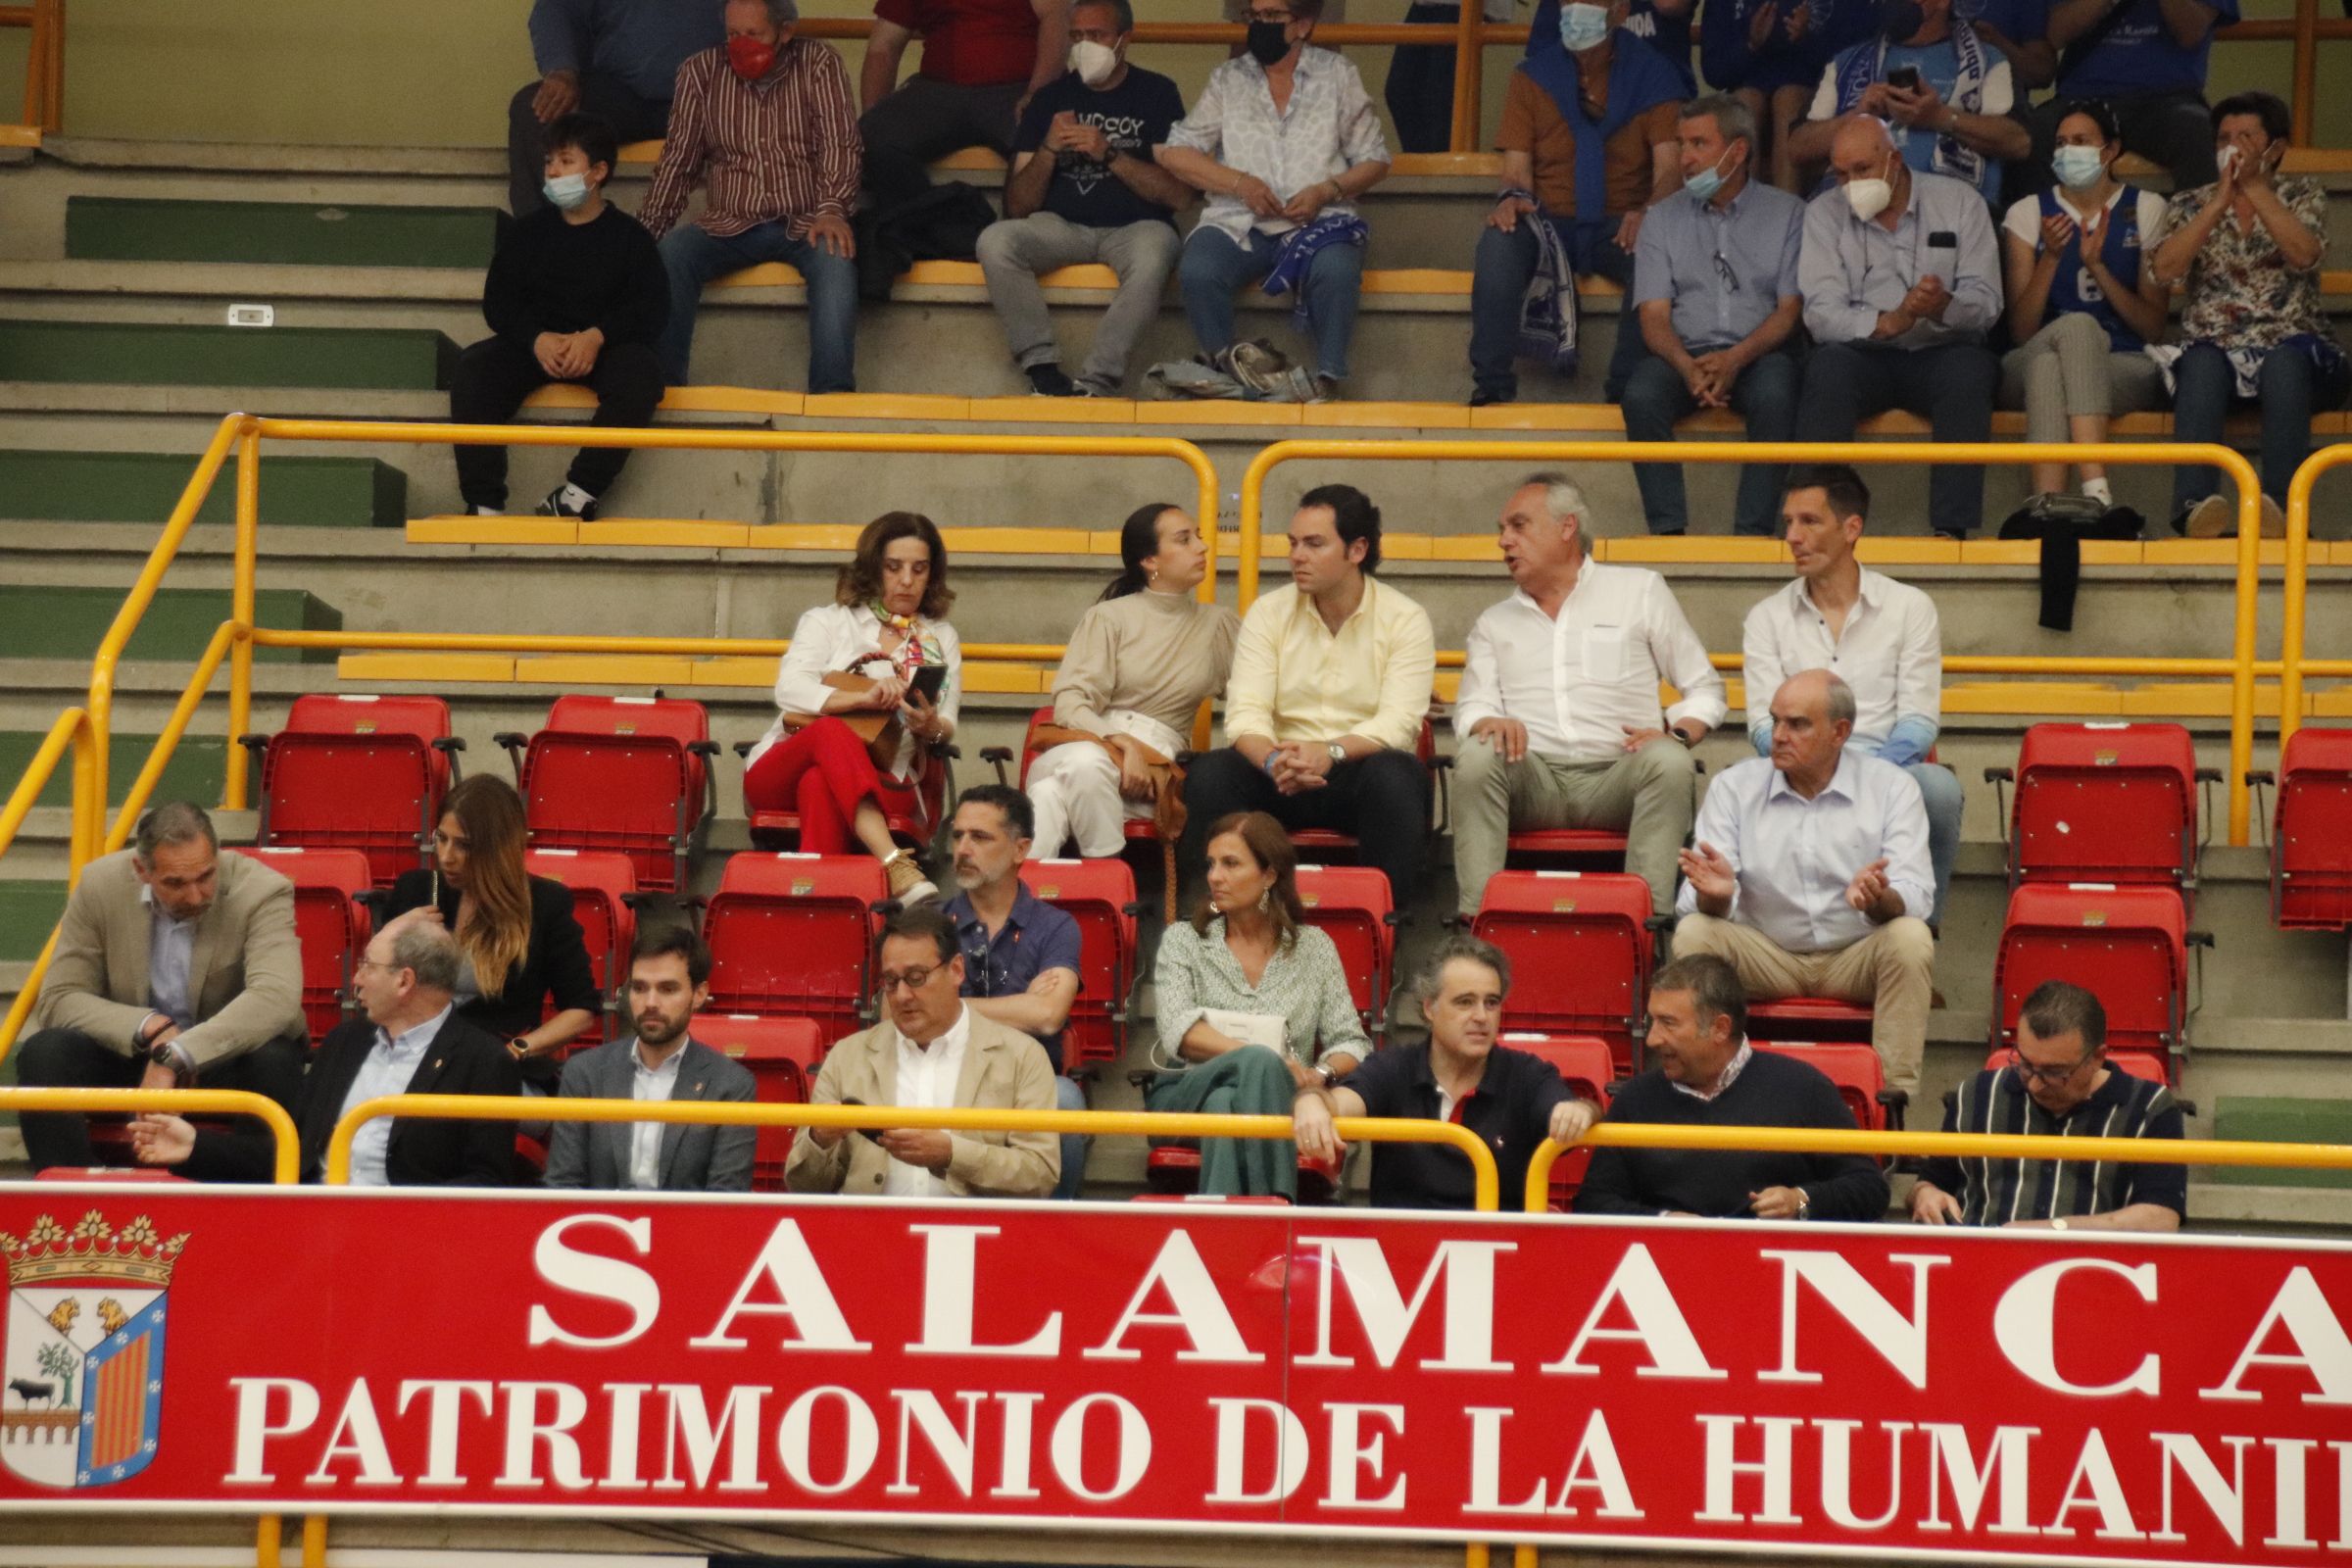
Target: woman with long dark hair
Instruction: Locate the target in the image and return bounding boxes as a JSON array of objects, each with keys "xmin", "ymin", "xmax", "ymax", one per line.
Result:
[
  {"xmin": 743, "ymin": 512, "xmax": 962, "ymax": 905},
  {"xmin": 1027, "ymin": 504, "xmax": 1238, "ymax": 858}
]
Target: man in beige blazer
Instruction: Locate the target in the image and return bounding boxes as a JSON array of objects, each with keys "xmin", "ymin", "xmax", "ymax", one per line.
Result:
[
  {"xmin": 16, "ymin": 802, "xmax": 307, "ymax": 1173},
  {"xmin": 785, "ymin": 906, "xmax": 1059, "ymax": 1199}
]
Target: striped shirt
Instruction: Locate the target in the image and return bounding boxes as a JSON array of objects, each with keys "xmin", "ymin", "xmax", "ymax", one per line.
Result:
[
  {"xmin": 1917, "ymin": 1065, "xmax": 2187, "ymax": 1225},
  {"xmin": 640, "ymin": 39, "xmax": 862, "ymax": 243}
]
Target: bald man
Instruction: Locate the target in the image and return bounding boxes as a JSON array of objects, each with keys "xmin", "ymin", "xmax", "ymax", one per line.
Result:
[
  {"xmin": 1671, "ymin": 668, "xmax": 1936, "ymax": 1098},
  {"xmin": 1792, "ymin": 115, "xmax": 2002, "ymax": 540}
]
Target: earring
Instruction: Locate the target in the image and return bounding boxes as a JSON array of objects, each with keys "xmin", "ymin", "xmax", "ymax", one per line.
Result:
[{"xmin": 1257, "ymin": 886, "xmax": 1273, "ymax": 913}]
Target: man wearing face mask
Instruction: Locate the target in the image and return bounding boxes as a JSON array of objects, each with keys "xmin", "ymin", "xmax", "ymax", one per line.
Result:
[
  {"xmin": 1157, "ymin": 0, "xmax": 1393, "ymax": 400},
  {"xmin": 1618, "ymin": 93, "xmax": 1806, "ymax": 535},
  {"xmin": 976, "ymin": 0, "xmax": 1194, "ymax": 398},
  {"xmin": 1793, "ymin": 114, "xmax": 2002, "ymax": 539},
  {"xmin": 1466, "ymin": 0, "xmax": 1685, "ymax": 407},
  {"xmin": 1787, "ymin": 0, "xmax": 2029, "ymax": 207},
  {"xmin": 642, "ymin": 0, "xmax": 863, "ymax": 392},
  {"xmin": 451, "ymin": 114, "xmax": 669, "ymax": 522}
]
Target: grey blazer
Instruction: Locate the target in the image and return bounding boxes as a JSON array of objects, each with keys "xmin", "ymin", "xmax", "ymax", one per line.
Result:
[{"xmin": 542, "ymin": 1036, "xmax": 759, "ymax": 1193}]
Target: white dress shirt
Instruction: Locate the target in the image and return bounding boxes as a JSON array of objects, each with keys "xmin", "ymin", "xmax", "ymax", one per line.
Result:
[
  {"xmin": 1677, "ymin": 753, "xmax": 1934, "ymax": 953},
  {"xmin": 140, "ymin": 886, "xmax": 196, "ymax": 1030},
  {"xmin": 340, "ymin": 1004, "xmax": 453, "ymax": 1188},
  {"xmin": 627, "ymin": 1038, "xmax": 684, "ymax": 1191},
  {"xmin": 1741, "ymin": 567, "xmax": 1942, "ymax": 758},
  {"xmin": 1453, "ymin": 563, "xmax": 1728, "ymax": 764},
  {"xmin": 747, "ymin": 601, "xmax": 963, "ymax": 781},
  {"xmin": 1163, "ymin": 47, "xmax": 1391, "ymax": 245},
  {"xmin": 885, "ymin": 1004, "xmax": 971, "ymax": 1199}
]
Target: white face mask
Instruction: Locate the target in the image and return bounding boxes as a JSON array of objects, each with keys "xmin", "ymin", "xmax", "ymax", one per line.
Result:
[
  {"xmin": 1068, "ymin": 38, "xmax": 1119, "ymax": 87},
  {"xmin": 1844, "ymin": 156, "xmax": 1894, "ymax": 220}
]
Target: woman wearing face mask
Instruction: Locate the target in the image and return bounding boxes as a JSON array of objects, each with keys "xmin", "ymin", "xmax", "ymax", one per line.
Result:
[
  {"xmin": 1025, "ymin": 505, "xmax": 1241, "ymax": 862},
  {"xmin": 1997, "ymin": 98, "xmax": 2171, "ymax": 514},
  {"xmin": 743, "ymin": 512, "xmax": 963, "ymax": 905},
  {"xmin": 1147, "ymin": 811, "xmax": 1367, "ymax": 1198},
  {"xmin": 1155, "ymin": 0, "xmax": 1394, "ymax": 400},
  {"xmin": 2148, "ymin": 90, "xmax": 2343, "ymax": 538}
]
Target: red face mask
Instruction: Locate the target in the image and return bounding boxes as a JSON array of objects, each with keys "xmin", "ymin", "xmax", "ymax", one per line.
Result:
[{"xmin": 726, "ymin": 35, "xmax": 777, "ymax": 78}]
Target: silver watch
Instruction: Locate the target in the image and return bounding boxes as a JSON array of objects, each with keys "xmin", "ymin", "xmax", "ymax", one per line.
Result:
[{"xmin": 1326, "ymin": 742, "xmax": 1346, "ymax": 762}]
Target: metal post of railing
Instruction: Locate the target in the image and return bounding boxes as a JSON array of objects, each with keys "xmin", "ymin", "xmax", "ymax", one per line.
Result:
[
  {"xmin": 1448, "ymin": 3, "xmax": 1484, "ymax": 153},
  {"xmin": 225, "ymin": 420, "xmax": 262, "ymax": 811},
  {"xmin": 2294, "ymin": 0, "xmax": 2320, "ymax": 144},
  {"xmin": 118, "ymin": 622, "xmax": 238, "ymax": 843},
  {"xmin": 2278, "ymin": 444, "xmax": 2352, "ymax": 745}
]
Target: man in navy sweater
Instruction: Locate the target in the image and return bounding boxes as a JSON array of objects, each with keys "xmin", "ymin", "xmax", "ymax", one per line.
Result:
[{"xmin": 1575, "ymin": 953, "xmax": 1888, "ymax": 1220}]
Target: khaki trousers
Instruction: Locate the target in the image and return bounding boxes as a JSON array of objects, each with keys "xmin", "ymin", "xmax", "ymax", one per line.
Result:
[
  {"xmin": 1450, "ymin": 736, "xmax": 1696, "ymax": 916},
  {"xmin": 1670, "ymin": 912, "xmax": 1936, "ymax": 1098}
]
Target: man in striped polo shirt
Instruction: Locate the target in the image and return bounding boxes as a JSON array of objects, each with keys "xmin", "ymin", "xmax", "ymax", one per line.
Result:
[{"xmin": 1910, "ymin": 979, "xmax": 2186, "ymax": 1231}]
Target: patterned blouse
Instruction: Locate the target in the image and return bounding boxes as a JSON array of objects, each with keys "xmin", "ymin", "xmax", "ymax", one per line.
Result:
[
  {"xmin": 2159, "ymin": 175, "xmax": 2330, "ymax": 351},
  {"xmin": 1152, "ymin": 916, "xmax": 1369, "ymax": 1069}
]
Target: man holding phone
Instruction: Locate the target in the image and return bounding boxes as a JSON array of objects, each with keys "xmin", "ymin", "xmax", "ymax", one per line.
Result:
[
  {"xmin": 1794, "ymin": 114, "xmax": 2002, "ymax": 540},
  {"xmin": 1784, "ymin": 0, "xmax": 2029, "ymax": 207}
]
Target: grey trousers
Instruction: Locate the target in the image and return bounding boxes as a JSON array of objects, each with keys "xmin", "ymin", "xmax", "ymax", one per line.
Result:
[
  {"xmin": 975, "ymin": 212, "xmax": 1182, "ymax": 395},
  {"xmin": 1999, "ymin": 312, "xmax": 2167, "ymax": 444},
  {"xmin": 1450, "ymin": 735, "xmax": 1697, "ymax": 917}
]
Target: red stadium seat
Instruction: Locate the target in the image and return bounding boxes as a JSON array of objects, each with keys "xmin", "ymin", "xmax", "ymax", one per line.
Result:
[
  {"xmin": 697, "ymin": 1013, "xmax": 820, "ymax": 1191},
  {"xmin": 1290, "ymin": 716, "xmax": 1441, "ymax": 862},
  {"xmin": 1143, "ymin": 1144, "xmax": 1341, "ymax": 1204},
  {"xmin": 1499, "ymin": 1032, "xmax": 1615, "ymax": 1209},
  {"xmin": 523, "ymin": 849, "xmax": 639, "ymax": 1051},
  {"xmin": 499, "ymin": 696, "xmax": 716, "ymax": 892},
  {"xmin": 1470, "ymin": 871, "xmax": 1655, "ymax": 1075},
  {"xmin": 1296, "ymin": 863, "xmax": 1399, "ymax": 1040},
  {"xmin": 34, "ymin": 1167, "xmax": 188, "ymax": 1183},
  {"xmin": 1752, "ymin": 1041, "xmax": 1905, "ymax": 1135},
  {"xmin": 1746, "ymin": 997, "xmax": 1875, "ymax": 1044},
  {"xmin": 240, "ymin": 694, "xmax": 459, "ymax": 886},
  {"xmin": 1992, "ymin": 722, "xmax": 2205, "ymax": 892},
  {"xmin": 702, "ymin": 854, "xmax": 889, "ymax": 1043},
  {"xmin": 230, "ymin": 846, "xmax": 372, "ymax": 1043},
  {"xmin": 746, "ymin": 747, "xmax": 951, "ymax": 855},
  {"xmin": 1990, "ymin": 883, "xmax": 2192, "ymax": 1081},
  {"xmin": 1507, "ymin": 828, "xmax": 1631, "ymax": 868},
  {"xmin": 2267, "ymin": 727, "xmax": 2352, "ymax": 929},
  {"xmin": 1017, "ymin": 858, "xmax": 1142, "ymax": 1069}
]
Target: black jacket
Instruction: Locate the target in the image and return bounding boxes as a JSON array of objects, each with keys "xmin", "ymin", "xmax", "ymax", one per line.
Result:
[{"xmin": 382, "ymin": 871, "xmax": 601, "ymax": 1079}]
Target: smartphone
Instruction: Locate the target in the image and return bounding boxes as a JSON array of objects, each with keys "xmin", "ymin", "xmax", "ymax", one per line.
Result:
[
  {"xmin": 1924, "ymin": 229, "xmax": 1958, "ymax": 290},
  {"xmin": 1886, "ymin": 64, "xmax": 1922, "ymax": 90},
  {"xmin": 906, "ymin": 663, "xmax": 949, "ymax": 704}
]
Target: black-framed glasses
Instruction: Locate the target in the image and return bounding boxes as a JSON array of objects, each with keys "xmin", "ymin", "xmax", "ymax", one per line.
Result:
[
  {"xmin": 2009, "ymin": 1048, "xmax": 2096, "ymax": 1087},
  {"xmin": 878, "ymin": 966, "xmax": 942, "ymax": 993},
  {"xmin": 1713, "ymin": 252, "xmax": 1740, "ymax": 292}
]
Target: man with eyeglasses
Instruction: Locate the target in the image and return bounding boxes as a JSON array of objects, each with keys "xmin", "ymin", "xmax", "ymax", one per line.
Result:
[
  {"xmin": 1910, "ymin": 980, "xmax": 2185, "ymax": 1231},
  {"xmin": 786, "ymin": 906, "xmax": 1060, "ymax": 1197},
  {"xmin": 1617, "ymin": 93, "xmax": 1806, "ymax": 537}
]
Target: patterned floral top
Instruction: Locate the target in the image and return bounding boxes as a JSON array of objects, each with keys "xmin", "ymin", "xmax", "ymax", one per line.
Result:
[
  {"xmin": 2158, "ymin": 175, "xmax": 2330, "ymax": 351},
  {"xmin": 1152, "ymin": 916, "xmax": 1369, "ymax": 1069}
]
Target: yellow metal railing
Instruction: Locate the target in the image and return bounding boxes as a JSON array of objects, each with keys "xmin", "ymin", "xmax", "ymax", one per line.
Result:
[
  {"xmin": 2278, "ymin": 443, "xmax": 2352, "ymax": 744},
  {"xmin": 0, "ymin": 1088, "xmax": 301, "ymax": 1189},
  {"xmin": 1240, "ymin": 438, "xmax": 2270, "ymax": 844},
  {"xmin": 0, "ymin": 0, "xmax": 62, "ymax": 134}
]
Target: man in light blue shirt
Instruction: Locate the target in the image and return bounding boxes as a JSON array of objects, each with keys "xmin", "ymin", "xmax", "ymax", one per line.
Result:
[
  {"xmin": 342, "ymin": 1000, "xmax": 455, "ymax": 1188},
  {"xmin": 1671, "ymin": 668, "xmax": 1936, "ymax": 1097},
  {"xmin": 1793, "ymin": 114, "xmax": 2002, "ymax": 538},
  {"xmin": 1621, "ymin": 94, "xmax": 1806, "ymax": 536}
]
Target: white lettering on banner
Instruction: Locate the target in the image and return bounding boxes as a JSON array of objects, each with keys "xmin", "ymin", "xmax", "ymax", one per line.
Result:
[
  {"xmin": 1818, "ymin": 1419, "xmax": 1912, "ymax": 1531},
  {"xmin": 2151, "ymin": 1434, "xmax": 2251, "ymax": 1546},
  {"xmin": 2201, "ymin": 1267, "xmax": 2352, "ymax": 1405},
  {"xmin": 1465, "ymin": 1407, "xmax": 1546, "ymax": 1516},
  {"xmin": 1545, "ymin": 1244, "xmax": 1727, "ymax": 1380},
  {"xmin": 1760, "ymin": 1250, "xmax": 1947, "ymax": 1389},
  {"xmin": 887, "ymin": 1390, "xmax": 986, "ymax": 1497},
  {"xmin": 776, "ymin": 1386, "xmax": 880, "ymax": 1494},
  {"xmin": 690, "ymin": 1219, "xmax": 871, "ymax": 1352},
  {"xmin": 395, "ymin": 1381, "xmax": 495, "ymax": 1489},
  {"xmin": 305, "ymin": 1378, "xmax": 397, "ymax": 1486},
  {"xmin": 1083, "ymin": 1229, "xmax": 1260, "ymax": 1363},
  {"xmin": 2265, "ymin": 1438, "xmax": 2317, "ymax": 1549},
  {"xmin": 1323, "ymin": 1403, "xmax": 1406, "ymax": 1510},
  {"xmin": 1464, "ymin": 1407, "xmax": 1642, "ymax": 1519},
  {"xmin": 600, "ymin": 1384, "xmax": 651, "ymax": 1491},
  {"xmin": 225, "ymin": 1378, "xmax": 321, "ymax": 1485},
  {"xmin": 908, "ymin": 1225, "xmax": 1062, "ymax": 1358},
  {"xmin": 1050, "ymin": 1394, "xmax": 1151, "ymax": 1501},
  {"xmin": 2042, "ymin": 1430, "xmax": 2146, "ymax": 1540},
  {"xmin": 1208, "ymin": 1398, "xmax": 1309, "ymax": 1505},
  {"xmin": 496, "ymin": 1382, "xmax": 591, "ymax": 1491},
  {"xmin": 1297, "ymin": 1237, "xmax": 1513, "ymax": 1372},
  {"xmin": 1920, "ymin": 1424, "xmax": 2039, "ymax": 1536},
  {"xmin": 528, "ymin": 1215, "xmax": 661, "ymax": 1349},
  {"xmin": 994, "ymin": 1392, "xmax": 1044, "ymax": 1499},
  {"xmin": 658, "ymin": 1385, "xmax": 764, "ymax": 1492},
  {"xmin": 1696, "ymin": 1414, "xmax": 1802, "ymax": 1524},
  {"xmin": 1993, "ymin": 1260, "xmax": 2162, "ymax": 1396}
]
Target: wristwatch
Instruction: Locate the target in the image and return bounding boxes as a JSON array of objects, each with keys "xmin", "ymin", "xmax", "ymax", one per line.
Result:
[
  {"xmin": 1672, "ymin": 727, "xmax": 1698, "ymax": 749},
  {"xmin": 1794, "ymin": 1189, "xmax": 1812, "ymax": 1220},
  {"xmin": 1325, "ymin": 742, "xmax": 1346, "ymax": 763},
  {"xmin": 2050, "ymin": 1216, "xmax": 2071, "ymax": 1233}
]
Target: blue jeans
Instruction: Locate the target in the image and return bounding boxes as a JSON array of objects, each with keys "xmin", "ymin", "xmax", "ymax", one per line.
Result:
[
  {"xmin": 1179, "ymin": 227, "xmax": 1363, "ymax": 382},
  {"xmin": 1619, "ymin": 348, "xmax": 1800, "ymax": 534},
  {"xmin": 2168, "ymin": 339, "xmax": 2352, "ymax": 514},
  {"xmin": 1054, "ymin": 1073, "xmax": 1092, "ymax": 1201},
  {"xmin": 657, "ymin": 220, "xmax": 858, "ymax": 391},
  {"xmin": 1468, "ymin": 217, "xmax": 1639, "ymax": 402},
  {"xmin": 1903, "ymin": 759, "xmax": 1963, "ymax": 930}
]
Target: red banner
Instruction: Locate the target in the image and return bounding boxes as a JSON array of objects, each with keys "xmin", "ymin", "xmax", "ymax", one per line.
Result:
[{"xmin": 3, "ymin": 1185, "xmax": 2349, "ymax": 1565}]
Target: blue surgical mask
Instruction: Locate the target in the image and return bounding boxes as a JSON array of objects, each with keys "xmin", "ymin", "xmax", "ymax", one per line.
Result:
[
  {"xmin": 1559, "ymin": 2, "xmax": 1611, "ymax": 51},
  {"xmin": 2051, "ymin": 145, "xmax": 2105, "ymax": 189},
  {"xmin": 1684, "ymin": 149, "xmax": 1735, "ymax": 203},
  {"xmin": 542, "ymin": 172, "xmax": 592, "ymax": 211}
]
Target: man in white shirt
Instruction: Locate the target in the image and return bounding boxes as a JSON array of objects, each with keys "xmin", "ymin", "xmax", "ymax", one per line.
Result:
[
  {"xmin": 1673, "ymin": 668, "xmax": 1936, "ymax": 1096},
  {"xmin": 1742, "ymin": 465, "xmax": 1962, "ymax": 925},
  {"xmin": 786, "ymin": 907, "xmax": 1059, "ymax": 1197},
  {"xmin": 1452, "ymin": 473, "xmax": 1725, "ymax": 918},
  {"xmin": 1183, "ymin": 483, "xmax": 1438, "ymax": 903},
  {"xmin": 546, "ymin": 927, "xmax": 759, "ymax": 1193}
]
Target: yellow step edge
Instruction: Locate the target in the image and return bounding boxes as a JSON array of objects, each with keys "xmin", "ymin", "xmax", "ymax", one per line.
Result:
[
  {"xmin": 521, "ymin": 382, "xmax": 804, "ymax": 416},
  {"xmin": 1941, "ymin": 682, "xmax": 2126, "ymax": 715},
  {"xmin": 803, "ymin": 392, "xmax": 974, "ymax": 420},
  {"xmin": 961, "ymin": 395, "xmax": 1145, "ymax": 425},
  {"xmin": 514, "ymin": 656, "xmax": 702, "ymax": 685},
  {"xmin": 1604, "ymin": 537, "xmax": 1791, "ymax": 564},
  {"xmin": 688, "ymin": 659, "xmax": 781, "ymax": 687},
  {"xmin": 407, "ymin": 516, "xmax": 579, "ymax": 546},
  {"xmin": 1852, "ymin": 539, "xmax": 1962, "ymax": 565},
  {"xmin": 576, "ymin": 519, "xmax": 751, "ymax": 548},
  {"xmin": 962, "ymin": 665, "xmax": 1051, "ymax": 695},
  {"xmin": 1359, "ymin": 269, "xmax": 1474, "ymax": 295},
  {"xmin": 0, "ymin": 126, "xmax": 42, "ymax": 150},
  {"xmin": 2304, "ymin": 688, "xmax": 2352, "ymax": 716},
  {"xmin": 1428, "ymin": 535, "xmax": 1503, "ymax": 562},
  {"xmin": 2118, "ymin": 682, "xmax": 2284, "ymax": 717},
  {"xmin": 1434, "ymin": 670, "xmax": 1461, "ymax": 703},
  {"xmin": 1467, "ymin": 403, "xmax": 1627, "ymax": 432},
  {"xmin": 2143, "ymin": 540, "xmax": 2290, "ymax": 567},
  {"xmin": 740, "ymin": 523, "xmax": 875, "ymax": 552},
  {"xmin": 1724, "ymin": 679, "xmax": 1747, "ymax": 710},
  {"xmin": 1381, "ymin": 535, "xmax": 1435, "ymax": 562},
  {"xmin": 1302, "ymin": 400, "xmax": 1471, "ymax": 429},
  {"xmin": 1143, "ymin": 400, "xmax": 1304, "ymax": 426},
  {"xmin": 940, "ymin": 526, "xmax": 1096, "ymax": 554},
  {"xmin": 338, "ymin": 654, "xmax": 515, "ymax": 683}
]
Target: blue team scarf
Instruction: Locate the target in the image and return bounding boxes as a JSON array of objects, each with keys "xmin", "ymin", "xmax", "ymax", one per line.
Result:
[
  {"xmin": 1261, "ymin": 212, "xmax": 1369, "ymax": 325},
  {"xmin": 1832, "ymin": 24, "xmax": 1988, "ymax": 188},
  {"xmin": 1519, "ymin": 23, "xmax": 1690, "ymax": 225}
]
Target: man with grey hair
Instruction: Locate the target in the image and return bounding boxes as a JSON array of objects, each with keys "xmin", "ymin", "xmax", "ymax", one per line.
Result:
[
  {"xmin": 1619, "ymin": 94, "xmax": 1806, "ymax": 537},
  {"xmin": 1451, "ymin": 473, "xmax": 1723, "ymax": 919},
  {"xmin": 132, "ymin": 922, "xmax": 522, "ymax": 1185},
  {"xmin": 1295, "ymin": 934, "xmax": 1597, "ymax": 1208},
  {"xmin": 1674, "ymin": 667, "xmax": 1936, "ymax": 1097},
  {"xmin": 17, "ymin": 802, "xmax": 307, "ymax": 1175}
]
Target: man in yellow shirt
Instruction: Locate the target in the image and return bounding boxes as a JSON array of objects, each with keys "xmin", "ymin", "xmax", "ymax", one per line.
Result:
[{"xmin": 1180, "ymin": 484, "xmax": 1438, "ymax": 903}]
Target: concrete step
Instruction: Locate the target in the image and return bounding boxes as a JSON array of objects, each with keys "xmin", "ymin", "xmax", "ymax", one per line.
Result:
[
  {"xmin": 67, "ymin": 194, "xmax": 501, "ymax": 270},
  {"xmin": 2209, "ymin": 1097, "xmax": 2352, "ymax": 1188},
  {"xmin": 0, "ymin": 449, "xmax": 404, "ymax": 527},
  {"xmin": 0, "ymin": 318, "xmax": 459, "ymax": 391},
  {"xmin": 0, "ymin": 880, "xmax": 65, "ymax": 963},
  {"xmin": 0, "ymin": 584, "xmax": 340, "ymax": 663},
  {"xmin": 0, "ymin": 730, "xmax": 226, "ymax": 808}
]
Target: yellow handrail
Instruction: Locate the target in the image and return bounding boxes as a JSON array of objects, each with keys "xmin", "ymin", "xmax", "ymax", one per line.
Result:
[
  {"xmin": 0, "ymin": 1088, "xmax": 302, "ymax": 1190},
  {"xmin": 0, "ymin": 0, "xmax": 62, "ymax": 133},
  {"xmin": 2278, "ymin": 442, "xmax": 2352, "ymax": 744},
  {"xmin": 323, "ymin": 1096, "xmax": 1500, "ymax": 1209},
  {"xmin": 1522, "ymin": 1122, "xmax": 2352, "ymax": 1213},
  {"xmin": 0, "ymin": 706, "xmax": 94, "ymax": 875},
  {"xmin": 1240, "ymin": 438, "xmax": 2268, "ymax": 844}
]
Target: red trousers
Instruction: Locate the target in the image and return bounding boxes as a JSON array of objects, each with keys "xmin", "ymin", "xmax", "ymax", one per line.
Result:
[{"xmin": 743, "ymin": 716, "xmax": 918, "ymax": 854}]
